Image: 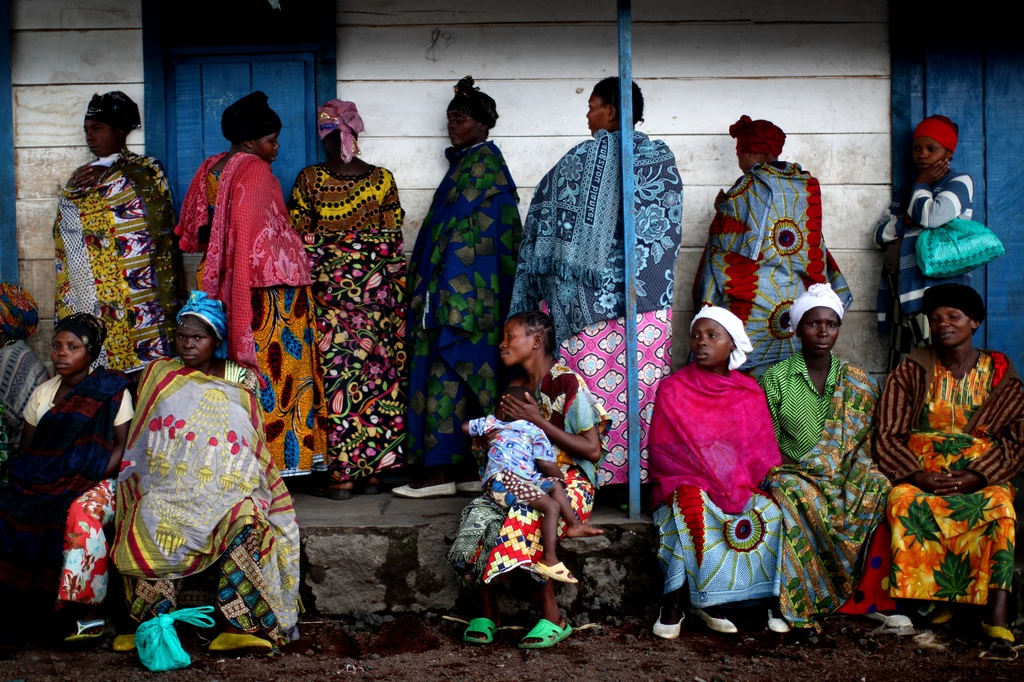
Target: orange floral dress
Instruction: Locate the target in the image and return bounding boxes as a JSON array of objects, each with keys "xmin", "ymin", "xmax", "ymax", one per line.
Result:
[{"xmin": 887, "ymin": 353, "xmax": 1016, "ymax": 604}]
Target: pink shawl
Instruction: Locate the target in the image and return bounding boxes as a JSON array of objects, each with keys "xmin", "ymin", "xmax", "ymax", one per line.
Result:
[
  {"xmin": 649, "ymin": 363, "xmax": 782, "ymax": 513},
  {"xmin": 174, "ymin": 152, "xmax": 311, "ymax": 370}
]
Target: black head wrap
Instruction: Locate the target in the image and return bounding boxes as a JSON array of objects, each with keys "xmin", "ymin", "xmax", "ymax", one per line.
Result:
[
  {"xmin": 84, "ymin": 91, "xmax": 141, "ymax": 132},
  {"xmin": 923, "ymin": 283, "xmax": 986, "ymax": 324},
  {"xmin": 221, "ymin": 91, "xmax": 282, "ymax": 144},
  {"xmin": 54, "ymin": 312, "xmax": 107, "ymax": 361},
  {"xmin": 447, "ymin": 76, "xmax": 498, "ymax": 129}
]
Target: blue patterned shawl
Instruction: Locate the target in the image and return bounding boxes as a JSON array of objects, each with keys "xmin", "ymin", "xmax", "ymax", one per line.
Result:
[{"xmin": 510, "ymin": 130, "xmax": 682, "ymax": 345}]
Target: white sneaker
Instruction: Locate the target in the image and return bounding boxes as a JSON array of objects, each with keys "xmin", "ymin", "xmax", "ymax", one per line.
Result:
[
  {"xmin": 455, "ymin": 481, "xmax": 483, "ymax": 494},
  {"xmin": 690, "ymin": 607, "xmax": 737, "ymax": 634},
  {"xmin": 652, "ymin": 607, "xmax": 684, "ymax": 640},
  {"xmin": 391, "ymin": 482, "xmax": 457, "ymax": 499},
  {"xmin": 866, "ymin": 612, "xmax": 914, "ymax": 630},
  {"xmin": 767, "ymin": 610, "xmax": 791, "ymax": 633}
]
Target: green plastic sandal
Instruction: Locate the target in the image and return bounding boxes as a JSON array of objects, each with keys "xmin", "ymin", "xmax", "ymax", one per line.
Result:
[
  {"xmin": 519, "ymin": 619, "xmax": 572, "ymax": 649},
  {"xmin": 462, "ymin": 617, "xmax": 497, "ymax": 645}
]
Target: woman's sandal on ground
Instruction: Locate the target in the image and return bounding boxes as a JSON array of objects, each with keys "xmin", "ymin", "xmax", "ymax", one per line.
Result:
[
  {"xmin": 533, "ymin": 561, "xmax": 578, "ymax": 584},
  {"xmin": 652, "ymin": 607, "xmax": 684, "ymax": 640},
  {"xmin": 64, "ymin": 619, "xmax": 106, "ymax": 643},
  {"xmin": 982, "ymin": 622, "xmax": 1015, "ymax": 646},
  {"xmin": 112, "ymin": 634, "xmax": 136, "ymax": 652},
  {"xmin": 208, "ymin": 632, "xmax": 275, "ymax": 656},
  {"xmin": 519, "ymin": 619, "xmax": 572, "ymax": 649},
  {"xmin": 462, "ymin": 617, "xmax": 497, "ymax": 645}
]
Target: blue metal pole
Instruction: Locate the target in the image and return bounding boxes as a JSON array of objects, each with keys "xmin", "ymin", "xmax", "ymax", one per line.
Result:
[
  {"xmin": 617, "ymin": 0, "xmax": 641, "ymax": 520},
  {"xmin": 0, "ymin": 0, "xmax": 18, "ymax": 283}
]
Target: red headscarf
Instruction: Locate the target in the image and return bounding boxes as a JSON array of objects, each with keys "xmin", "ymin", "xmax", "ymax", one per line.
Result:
[
  {"xmin": 913, "ymin": 116, "xmax": 958, "ymax": 152},
  {"xmin": 729, "ymin": 115, "xmax": 786, "ymax": 157}
]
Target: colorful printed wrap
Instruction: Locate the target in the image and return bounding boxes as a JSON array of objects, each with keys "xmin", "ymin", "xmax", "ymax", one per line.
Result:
[
  {"xmin": 0, "ymin": 340, "xmax": 48, "ymax": 449},
  {"xmin": 175, "ymin": 152, "xmax": 312, "ymax": 370},
  {"xmin": 448, "ymin": 364, "xmax": 609, "ymax": 585},
  {"xmin": 761, "ymin": 358, "xmax": 892, "ymax": 628},
  {"xmin": 0, "ymin": 405, "xmax": 6, "ymax": 484},
  {"xmin": 510, "ymin": 130, "xmax": 682, "ymax": 346},
  {"xmin": 54, "ymin": 151, "xmax": 183, "ymax": 372},
  {"xmin": 407, "ymin": 141, "xmax": 522, "ymax": 467},
  {"xmin": 0, "ymin": 369, "xmax": 130, "ymax": 644},
  {"xmin": 883, "ymin": 351, "xmax": 1018, "ymax": 605},
  {"xmin": 289, "ymin": 165, "xmax": 408, "ymax": 482},
  {"xmin": 111, "ymin": 358, "xmax": 301, "ymax": 641},
  {"xmin": 0, "ymin": 283, "xmax": 39, "ymax": 340},
  {"xmin": 692, "ymin": 162, "xmax": 851, "ymax": 377}
]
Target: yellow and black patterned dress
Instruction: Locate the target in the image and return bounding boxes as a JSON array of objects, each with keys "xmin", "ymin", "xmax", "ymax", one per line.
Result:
[{"xmin": 289, "ymin": 164, "xmax": 407, "ymax": 482}]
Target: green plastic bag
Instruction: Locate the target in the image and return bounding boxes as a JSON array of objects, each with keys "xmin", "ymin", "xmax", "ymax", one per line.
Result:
[
  {"xmin": 916, "ymin": 218, "xmax": 1005, "ymax": 278},
  {"xmin": 136, "ymin": 606, "xmax": 215, "ymax": 672}
]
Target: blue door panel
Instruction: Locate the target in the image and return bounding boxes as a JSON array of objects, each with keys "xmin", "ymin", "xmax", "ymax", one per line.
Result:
[
  {"xmin": 171, "ymin": 63, "xmax": 204, "ymax": 205},
  {"xmin": 252, "ymin": 59, "xmax": 311, "ymax": 198},
  {"xmin": 201, "ymin": 62, "xmax": 251, "ymax": 160},
  {"xmin": 983, "ymin": 53, "xmax": 1024, "ymax": 365}
]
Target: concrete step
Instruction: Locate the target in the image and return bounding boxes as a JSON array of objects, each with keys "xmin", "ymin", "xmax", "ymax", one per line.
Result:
[{"xmin": 294, "ymin": 493, "xmax": 658, "ymax": 622}]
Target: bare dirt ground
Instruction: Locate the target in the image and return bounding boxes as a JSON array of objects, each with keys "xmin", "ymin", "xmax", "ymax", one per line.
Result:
[{"xmin": 1, "ymin": 610, "xmax": 1021, "ymax": 682}]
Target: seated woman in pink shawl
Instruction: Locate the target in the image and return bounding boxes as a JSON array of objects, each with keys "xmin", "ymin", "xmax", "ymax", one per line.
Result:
[{"xmin": 649, "ymin": 306, "xmax": 788, "ymax": 638}]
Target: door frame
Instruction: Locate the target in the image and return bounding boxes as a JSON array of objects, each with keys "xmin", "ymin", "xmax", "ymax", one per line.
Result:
[
  {"xmin": 140, "ymin": 0, "xmax": 336, "ymax": 182},
  {"xmin": 0, "ymin": 0, "xmax": 16, "ymax": 282}
]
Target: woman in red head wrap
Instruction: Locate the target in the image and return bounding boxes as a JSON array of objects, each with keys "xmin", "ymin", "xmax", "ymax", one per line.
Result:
[
  {"xmin": 692, "ymin": 115, "xmax": 852, "ymax": 377},
  {"xmin": 873, "ymin": 114, "xmax": 976, "ymax": 371}
]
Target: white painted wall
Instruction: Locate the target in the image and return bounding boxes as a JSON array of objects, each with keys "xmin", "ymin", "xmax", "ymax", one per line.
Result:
[{"xmin": 9, "ymin": 0, "xmax": 892, "ymax": 375}]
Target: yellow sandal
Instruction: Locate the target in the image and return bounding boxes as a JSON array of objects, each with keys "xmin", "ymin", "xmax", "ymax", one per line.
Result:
[{"xmin": 982, "ymin": 622, "xmax": 1015, "ymax": 644}]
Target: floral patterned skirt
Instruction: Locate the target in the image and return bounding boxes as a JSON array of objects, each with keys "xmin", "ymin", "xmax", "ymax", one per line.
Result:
[
  {"xmin": 560, "ymin": 309, "xmax": 672, "ymax": 486},
  {"xmin": 59, "ymin": 479, "xmax": 115, "ymax": 605},
  {"xmin": 251, "ymin": 286, "xmax": 328, "ymax": 477}
]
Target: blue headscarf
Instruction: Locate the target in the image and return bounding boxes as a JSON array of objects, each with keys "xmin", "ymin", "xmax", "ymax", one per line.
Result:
[{"xmin": 177, "ymin": 291, "xmax": 228, "ymax": 359}]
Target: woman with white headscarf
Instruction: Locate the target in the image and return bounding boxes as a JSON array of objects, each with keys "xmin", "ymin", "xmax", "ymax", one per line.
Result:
[
  {"xmin": 760, "ymin": 284, "xmax": 904, "ymax": 631},
  {"xmin": 650, "ymin": 306, "xmax": 788, "ymax": 638}
]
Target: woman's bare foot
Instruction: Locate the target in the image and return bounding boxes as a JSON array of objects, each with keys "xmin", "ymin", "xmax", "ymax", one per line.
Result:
[{"xmin": 563, "ymin": 522, "xmax": 604, "ymax": 538}]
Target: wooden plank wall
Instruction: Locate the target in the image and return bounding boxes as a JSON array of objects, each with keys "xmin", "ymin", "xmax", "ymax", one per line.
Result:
[
  {"xmin": 336, "ymin": 0, "xmax": 893, "ymax": 373},
  {"xmin": 9, "ymin": 0, "xmax": 893, "ymax": 376},
  {"xmin": 10, "ymin": 0, "xmax": 143, "ymax": 362}
]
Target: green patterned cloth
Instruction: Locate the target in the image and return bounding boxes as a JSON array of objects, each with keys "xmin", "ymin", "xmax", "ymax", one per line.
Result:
[
  {"xmin": 407, "ymin": 141, "xmax": 522, "ymax": 466},
  {"xmin": 759, "ymin": 353, "xmax": 841, "ymax": 461}
]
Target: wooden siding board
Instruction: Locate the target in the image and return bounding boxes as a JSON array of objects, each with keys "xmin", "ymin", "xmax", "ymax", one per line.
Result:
[
  {"xmin": 12, "ymin": 0, "xmax": 141, "ymax": 30},
  {"xmin": 11, "ymin": 28, "xmax": 143, "ymax": 84},
  {"xmin": 340, "ymin": 78, "xmax": 890, "ymax": 139},
  {"xmin": 14, "ymin": 83, "xmax": 145, "ymax": 147},
  {"xmin": 15, "ymin": 143, "xmax": 145, "ymax": 199},
  {"xmin": 338, "ymin": 24, "xmax": 889, "ymax": 81},
  {"xmin": 15, "ymin": 198, "xmax": 57, "ymax": 261}
]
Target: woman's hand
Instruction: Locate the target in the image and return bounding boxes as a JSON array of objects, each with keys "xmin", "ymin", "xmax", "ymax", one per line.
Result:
[
  {"xmin": 501, "ymin": 392, "xmax": 544, "ymax": 427},
  {"xmin": 713, "ymin": 189, "xmax": 728, "ymax": 209},
  {"xmin": 915, "ymin": 159, "xmax": 950, "ymax": 186},
  {"xmin": 933, "ymin": 470, "xmax": 985, "ymax": 496},
  {"xmin": 67, "ymin": 165, "xmax": 106, "ymax": 190}
]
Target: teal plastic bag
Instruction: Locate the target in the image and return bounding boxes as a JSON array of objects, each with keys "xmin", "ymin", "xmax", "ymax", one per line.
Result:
[
  {"xmin": 136, "ymin": 606, "xmax": 216, "ymax": 672},
  {"xmin": 916, "ymin": 218, "xmax": 1006, "ymax": 278}
]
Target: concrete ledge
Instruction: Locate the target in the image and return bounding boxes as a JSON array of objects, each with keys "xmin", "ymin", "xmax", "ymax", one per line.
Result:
[{"xmin": 295, "ymin": 494, "xmax": 660, "ymax": 622}]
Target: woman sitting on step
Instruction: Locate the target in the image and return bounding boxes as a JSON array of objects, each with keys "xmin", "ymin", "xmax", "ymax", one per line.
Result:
[
  {"xmin": 111, "ymin": 291, "xmax": 301, "ymax": 656},
  {"xmin": 650, "ymin": 306, "xmax": 789, "ymax": 638},
  {"xmin": 448, "ymin": 310, "xmax": 609, "ymax": 649}
]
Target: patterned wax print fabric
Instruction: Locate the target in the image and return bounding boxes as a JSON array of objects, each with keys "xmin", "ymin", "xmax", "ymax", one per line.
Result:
[
  {"xmin": 692, "ymin": 162, "xmax": 851, "ymax": 377},
  {"xmin": 561, "ymin": 309, "xmax": 672, "ymax": 486},
  {"xmin": 289, "ymin": 165, "xmax": 408, "ymax": 483},
  {"xmin": 469, "ymin": 416, "xmax": 555, "ymax": 485},
  {"xmin": 407, "ymin": 142, "xmax": 522, "ymax": 467},
  {"xmin": 761, "ymin": 356, "xmax": 892, "ymax": 628},
  {"xmin": 54, "ymin": 150, "xmax": 183, "ymax": 372},
  {"xmin": 448, "ymin": 364, "xmax": 609, "ymax": 585},
  {"xmin": 0, "ymin": 340, "xmax": 49, "ymax": 449},
  {"xmin": 887, "ymin": 353, "xmax": 1016, "ymax": 604},
  {"xmin": 111, "ymin": 359, "xmax": 301, "ymax": 642},
  {"xmin": 251, "ymin": 286, "xmax": 328, "ymax": 477},
  {"xmin": 0, "ymin": 369, "xmax": 129, "ymax": 646},
  {"xmin": 58, "ymin": 478, "xmax": 115, "ymax": 605},
  {"xmin": 488, "ymin": 470, "xmax": 557, "ymax": 509},
  {"xmin": 0, "ymin": 405, "xmax": 6, "ymax": 484},
  {"xmin": 837, "ymin": 523, "xmax": 898, "ymax": 616},
  {"xmin": 510, "ymin": 131, "xmax": 682, "ymax": 346},
  {"xmin": 655, "ymin": 486, "xmax": 783, "ymax": 607}
]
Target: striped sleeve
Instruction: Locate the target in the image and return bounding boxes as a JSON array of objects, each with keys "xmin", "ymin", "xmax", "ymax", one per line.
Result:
[
  {"xmin": 968, "ymin": 379, "xmax": 1024, "ymax": 485},
  {"xmin": 875, "ymin": 360, "xmax": 926, "ymax": 481},
  {"xmin": 907, "ymin": 173, "xmax": 974, "ymax": 227}
]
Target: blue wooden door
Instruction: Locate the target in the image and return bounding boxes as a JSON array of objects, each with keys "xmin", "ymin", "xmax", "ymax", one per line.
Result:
[
  {"xmin": 166, "ymin": 52, "xmax": 317, "ymax": 210},
  {"xmin": 893, "ymin": 47, "xmax": 1024, "ymax": 365}
]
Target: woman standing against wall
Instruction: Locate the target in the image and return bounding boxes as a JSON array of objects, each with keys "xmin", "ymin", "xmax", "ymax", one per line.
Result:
[
  {"xmin": 54, "ymin": 92, "xmax": 183, "ymax": 374},
  {"xmin": 397, "ymin": 77, "xmax": 522, "ymax": 498},
  {"xmin": 510, "ymin": 78, "xmax": 682, "ymax": 488},
  {"xmin": 290, "ymin": 100, "xmax": 408, "ymax": 499},
  {"xmin": 175, "ymin": 92, "xmax": 327, "ymax": 479}
]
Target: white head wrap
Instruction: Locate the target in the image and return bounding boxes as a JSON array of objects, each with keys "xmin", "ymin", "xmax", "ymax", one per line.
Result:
[
  {"xmin": 789, "ymin": 283, "xmax": 845, "ymax": 331},
  {"xmin": 690, "ymin": 306, "xmax": 754, "ymax": 370}
]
